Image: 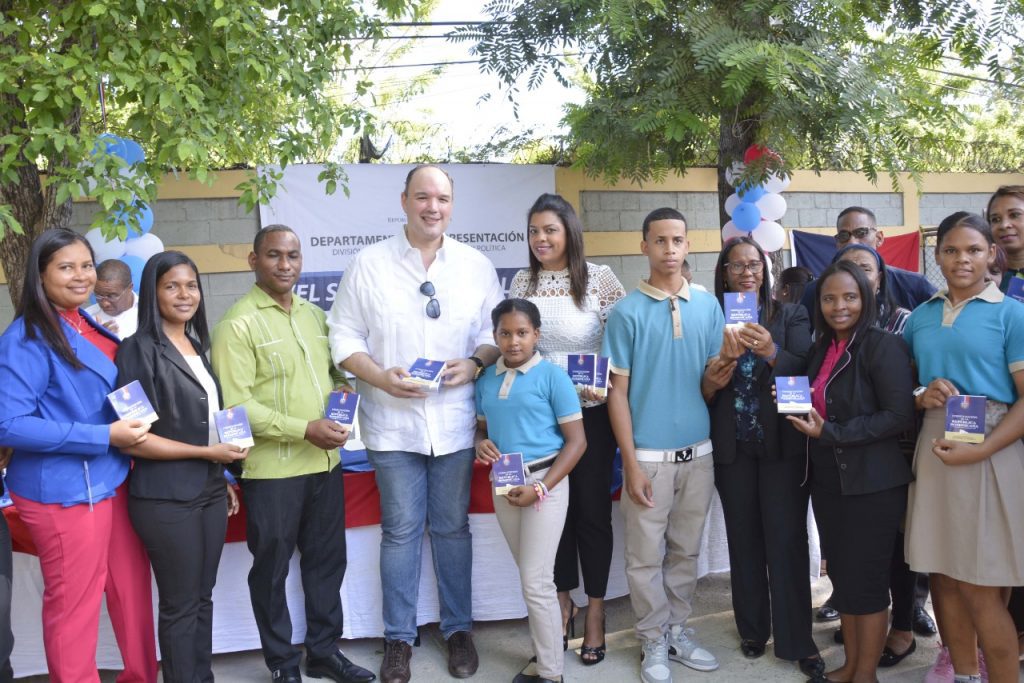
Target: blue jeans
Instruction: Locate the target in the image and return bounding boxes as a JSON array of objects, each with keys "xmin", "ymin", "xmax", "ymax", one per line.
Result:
[{"xmin": 367, "ymin": 448, "xmax": 475, "ymax": 643}]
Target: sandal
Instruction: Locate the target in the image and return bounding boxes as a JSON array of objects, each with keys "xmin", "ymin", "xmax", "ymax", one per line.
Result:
[
  {"xmin": 562, "ymin": 603, "xmax": 579, "ymax": 652},
  {"xmin": 579, "ymin": 612, "xmax": 606, "ymax": 666}
]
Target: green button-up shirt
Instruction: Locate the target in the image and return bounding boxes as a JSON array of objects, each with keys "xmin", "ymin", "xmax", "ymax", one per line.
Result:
[{"xmin": 211, "ymin": 285, "xmax": 344, "ymax": 479}]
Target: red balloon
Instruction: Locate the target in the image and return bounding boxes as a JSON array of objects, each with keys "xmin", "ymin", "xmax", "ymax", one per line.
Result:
[{"xmin": 743, "ymin": 144, "xmax": 774, "ymax": 163}]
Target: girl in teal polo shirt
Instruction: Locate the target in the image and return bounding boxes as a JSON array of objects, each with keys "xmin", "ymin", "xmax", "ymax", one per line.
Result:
[
  {"xmin": 903, "ymin": 212, "xmax": 1024, "ymax": 683},
  {"xmin": 475, "ymin": 298, "xmax": 587, "ymax": 683}
]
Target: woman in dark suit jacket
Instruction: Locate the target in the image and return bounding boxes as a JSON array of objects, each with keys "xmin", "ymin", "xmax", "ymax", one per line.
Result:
[
  {"xmin": 116, "ymin": 251, "xmax": 247, "ymax": 683},
  {"xmin": 789, "ymin": 260, "xmax": 915, "ymax": 683},
  {"xmin": 707, "ymin": 237, "xmax": 821, "ymax": 676}
]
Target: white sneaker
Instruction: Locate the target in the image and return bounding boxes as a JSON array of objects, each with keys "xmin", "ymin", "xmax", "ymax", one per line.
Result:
[
  {"xmin": 640, "ymin": 636, "xmax": 673, "ymax": 683},
  {"xmin": 667, "ymin": 625, "xmax": 719, "ymax": 671}
]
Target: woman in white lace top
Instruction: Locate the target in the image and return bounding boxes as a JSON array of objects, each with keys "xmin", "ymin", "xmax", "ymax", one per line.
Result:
[{"xmin": 508, "ymin": 193, "xmax": 626, "ymax": 666}]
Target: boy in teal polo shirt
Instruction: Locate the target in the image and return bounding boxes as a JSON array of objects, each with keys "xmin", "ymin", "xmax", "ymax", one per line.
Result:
[{"xmin": 603, "ymin": 208, "xmax": 735, "ymax": 683}]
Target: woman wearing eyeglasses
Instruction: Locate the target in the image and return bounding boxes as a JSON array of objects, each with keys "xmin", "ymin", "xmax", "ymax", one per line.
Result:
[{"xmin": 705, "ymin": 236, "xmax": 824, "ymax": 678}]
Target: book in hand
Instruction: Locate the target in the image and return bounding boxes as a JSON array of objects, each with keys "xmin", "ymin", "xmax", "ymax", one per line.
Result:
[
  {"xmin": 1007, "ymin": 274, "xmax": 1024, "ymax": 303},
  {"xmin": 491, "ymin": 452, "xmax": 526, "ymax": 495},
  {"xmin": 567, "ymin": 354, "xmax": 597, "ymax": 387},
  {"xmin": 945, "ymin": 395, "xmax": 986, "ymax": 443},
  {"xmin": 724, "ymin": 292, "xmax": 757, "ymax": 327},
  {"xmin": 593, "ymin": 356, "xmax": 611, "ymax": 399},
  {"xmin": 326, "ymin": 390, "xmax": 359, "ymax": 428},
  {"xmin": 402, "ymin": 358, "xmax": 446, "ymax": 391},
  {"xmin": 214, "ymin": 406, "xmax": 255, "ymax": 448},
  {"xmin": 775, "ymin": 376, "xmax": 812, "ymax": 414},
  {"xmin": 106, "ymin": 380, "xmax": 158, "ymax": 425}
]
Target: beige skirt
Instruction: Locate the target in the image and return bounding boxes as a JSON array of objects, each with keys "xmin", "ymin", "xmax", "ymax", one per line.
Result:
[{"xmin": 905, "ymin": 407, "xmax": 1024, "ymax": 586}]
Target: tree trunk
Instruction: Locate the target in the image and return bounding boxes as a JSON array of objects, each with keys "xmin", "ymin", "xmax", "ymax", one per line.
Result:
[{"xmin": 716, "ymin": 99, "xmax": 759, "ymax": 228}]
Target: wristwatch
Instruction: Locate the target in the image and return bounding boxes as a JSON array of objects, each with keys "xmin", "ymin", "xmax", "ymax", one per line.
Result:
[
  {"xmin": 913, "ymin": 386, "xmax": 928, "ymax": 397},
  {"xmin": 469, "ymin": 356, "xmax": 485, "ymax": 380}
]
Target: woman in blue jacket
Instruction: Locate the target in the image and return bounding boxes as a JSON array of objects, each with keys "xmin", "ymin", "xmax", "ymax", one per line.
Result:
[{"xmin": 0, "ymin": 229, "xmax": 157, "ymax": 682}]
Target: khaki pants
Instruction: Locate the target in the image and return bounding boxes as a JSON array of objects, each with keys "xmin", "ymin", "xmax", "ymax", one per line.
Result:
[
  {"xmin": 621, "ymin": 456, "xmax": 715, "ymax": 641},
  {"xmin": 492, "ymin": 467, "xmax": 570, "ymax": 679}
]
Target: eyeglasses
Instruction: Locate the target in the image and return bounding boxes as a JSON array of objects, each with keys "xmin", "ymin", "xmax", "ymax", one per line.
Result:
[
  {"xmin": 835, "ymin": 227, "xmax": 876, "ymax": 244},
  {"xmin": 420, "ymin": 281, "xmax": 441, "ymax": 319},
  {"xmin": 725, "ymin": 261, "xmax": 764, "ymax": 275},
  {"xmin": 93, "ymin": 287, "xmax": 130, "ymax": 302}
]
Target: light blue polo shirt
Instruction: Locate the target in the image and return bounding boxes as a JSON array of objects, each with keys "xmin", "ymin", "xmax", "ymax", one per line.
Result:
[
  {"xmin": 602, "ymin": 280, "xmax": 724, "ymax": 450},
  {"xmin": 475, "ymin": 353, "xmax": 582, "ymax": 463},
  {"xmin": 904, "ymin": 282, "xmax": 1024, "ymax": 404}
]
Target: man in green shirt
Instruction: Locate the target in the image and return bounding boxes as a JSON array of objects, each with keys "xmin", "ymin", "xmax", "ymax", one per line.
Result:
[{"xmin": 212, "ymin": 225, "xmax": 375, "ymax": 683}]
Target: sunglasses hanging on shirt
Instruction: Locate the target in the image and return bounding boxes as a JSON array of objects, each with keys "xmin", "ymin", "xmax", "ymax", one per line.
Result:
[{"xmin": 420, "ymin": 281, "xmax": 441, "ymax": 319}]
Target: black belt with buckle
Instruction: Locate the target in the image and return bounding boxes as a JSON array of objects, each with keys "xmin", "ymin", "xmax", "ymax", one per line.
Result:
[{"xmin": 526, "ymin": 456, "xmax": 557, "ymax": 474}]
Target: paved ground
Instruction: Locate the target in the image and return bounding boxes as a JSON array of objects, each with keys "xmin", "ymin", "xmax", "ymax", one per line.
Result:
[{"xmin": 19, "ymin": 572, "xmax": 983, "ymax": 682}]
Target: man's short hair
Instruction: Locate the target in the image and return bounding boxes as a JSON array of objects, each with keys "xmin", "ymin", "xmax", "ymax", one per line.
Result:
[
  {"xmin": 253, "ymin": 224, "xmax": 297, "ymax": 254},
  {"xmin": 96, "ymin": 259, "xmax": 132, "ymax": 287},
  {"xmin": 836, "ymin": 206, "xmax": 877, "ymax": 228},
  {"xmin": 642, "ymin": 207, "xmax": 687, "ymax": 240},
  {"xmin": 403, "ymin": 164, "xmax": 454, "ymax": 195}
]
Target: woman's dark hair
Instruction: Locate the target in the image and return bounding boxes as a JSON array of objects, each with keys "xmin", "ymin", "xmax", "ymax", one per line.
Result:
[
  {"xmin": 778, "ymin": 266, "xmax": 814, "ymax": 304},
  {"xmin": 832, "ymin": 244, "xmax": 897, "ymax": 328},
  {"xmin": 136, "ymin": 251, "xmax": 211, "ymax": 352},
  {"xmin": 936, "ymin": 212, "xmax": 992, "ymax": 248},
  {"xmin": 524, "ymin": 193, "xmax": 588, "ymax": 308},
  {"xmin": 813, "ymin": 260, "xmax": 877, "ymax": 342},
  {"xmin": 17, "ymin": 228, "xmax": 96, "ymax": 370},
  {"xmin": 713, "ymin": 236, "xmax": 777, "ymax": 325},
  {"xmin": 491, "ymin": 298, "xmax": 542, "ymax": 331}
]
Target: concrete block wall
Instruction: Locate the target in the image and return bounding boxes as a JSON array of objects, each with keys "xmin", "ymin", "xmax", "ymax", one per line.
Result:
[{"xmin": 918, "ymin": 193, "xmax": 991, "ymax": 226}]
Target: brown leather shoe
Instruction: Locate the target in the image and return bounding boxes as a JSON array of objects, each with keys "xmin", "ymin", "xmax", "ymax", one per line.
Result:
[
  {"xmin": 380, "ymin": 639, "xmax": 411, "ymax": 683},
  {"xmin": 447, "ymin": 631, "xmax": 479, "ymax": 678}
]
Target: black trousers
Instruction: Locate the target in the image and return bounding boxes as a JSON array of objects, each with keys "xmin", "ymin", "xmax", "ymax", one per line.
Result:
[
  {"xmin": 888, "ymin": 531, "xmax": 930, "ymax": 631},
  {"xmin": 0, "ymin": 510, "xmax": 13, "ymax": 683},
  {"xmin": 129, "ymin": 471, "xmax": 227, "ymax": 683},
  {"xmin": 241, "ymin": 466, "xmax": 346, "ymax": 671},
  {"xmin": 554, "ymin": 404, "xmax": 617, "ymax": 597},
  {"xmin": 715, "ymin": 441, "xmax": 817, "ymax": 660}
]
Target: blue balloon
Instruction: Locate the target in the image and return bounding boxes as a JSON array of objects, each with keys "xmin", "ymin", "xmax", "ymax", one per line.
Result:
[
  {"xmin": 120, "ymin": 255, "xmax": 146, "ymax": 292},
  {"xmin": 737, "ymin": 182, "xmax": 766, "ymax": 204},
  {"xmin": 116, "ymin": 201, "xmax": 154, "ymax": 238},
  {"xmin": 121, "ymin": 139, "xmax": 145, "ymax": 165},
  {"xmin": 732, "ymin": 202, "xmax": 762, "ymax": 232},
  {"xmin": 93, "ymin": 133, "xmax": 126, "ymax": 160}
]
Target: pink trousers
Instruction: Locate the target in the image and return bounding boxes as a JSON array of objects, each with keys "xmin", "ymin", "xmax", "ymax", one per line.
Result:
[{"xmin": 12, "ymin": 484, "xmax": 157, "ymax": 683}]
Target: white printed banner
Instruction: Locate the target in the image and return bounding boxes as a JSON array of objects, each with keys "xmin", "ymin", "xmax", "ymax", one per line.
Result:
[{"xmin": 258, "ymin": 164, "xmax": 555, "ymax": 309}]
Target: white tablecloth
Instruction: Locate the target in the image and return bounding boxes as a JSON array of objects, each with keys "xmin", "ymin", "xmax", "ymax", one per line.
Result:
[{"xmin": 11, "ymin": 493, "xmax": 820, "ymax": 676}]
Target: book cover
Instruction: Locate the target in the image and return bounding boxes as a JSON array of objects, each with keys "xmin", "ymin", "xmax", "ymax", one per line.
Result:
[
  {"xmin": 1007, "ymin": 274, "xmax": 1024, "ymax": 303},
  {"xmin": 724, "ymin": 292, "xmax": 757, "ymax": 327},
  {"xmin": 567, "ymin": 354, "xmax": 597, "ymax": 387},
  {"xmin": 214, "ymin": 406, "xmax": 255, "ymax": 448},
  {"xmin": 492, "ymin": 452, "xmax": 526, "ymax": 495},
  {"xmin": 106, "ymin": 380, "xmax": 159, "ymax": 425},
  {"xmin": 775, "ymin": 376, "xmax": 812, "ymax": 414},
  {"xmin": 403, "ymin": 358, "xmax": 446, "ymax": 390},
  {"xmin": 594, "ymin": 356, "xmax": 611, "ymax": 398},
  {"xmin": 945, "ymin": 395, "xmax": 986, "ymax": 443},
  {"xmin": 326, "ymin": 390, "xmax": 360, "ymax": 428}
]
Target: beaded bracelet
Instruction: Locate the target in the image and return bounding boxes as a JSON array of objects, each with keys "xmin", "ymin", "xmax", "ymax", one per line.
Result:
[{"xmin": 532, "ymin": 481, "xmax": 548, "ymax": 510}]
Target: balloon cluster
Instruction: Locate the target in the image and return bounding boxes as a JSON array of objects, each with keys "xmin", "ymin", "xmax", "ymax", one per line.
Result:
[
  {"xmin": 722, "ymin": 145, "xmax": 791, "ymax": 253},
  {"xmin": 83, "ymin": 134, "xmax": 164, "ymax": 292}
]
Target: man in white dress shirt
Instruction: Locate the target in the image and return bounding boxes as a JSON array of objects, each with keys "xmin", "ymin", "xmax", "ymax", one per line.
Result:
[
  {"xmin": 86, "ymin": 259, "xmax": 138, "ymax": 338},
  {"xmin": 327, "ymin": 165, "xmax": 503, "ymax": 683}
]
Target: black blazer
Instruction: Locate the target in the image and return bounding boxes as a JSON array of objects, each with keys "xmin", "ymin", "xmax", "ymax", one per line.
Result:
[
  {"xmin": 710, "ymin": 302, "xmax": 812, "ymax": 465},
  {"xmin": 805, "ymin": 326, "xmax": 915, "ymax": 495},
  {"xmin": 116, "ymin": 330, "xmax": 224, "ymax": 501}
]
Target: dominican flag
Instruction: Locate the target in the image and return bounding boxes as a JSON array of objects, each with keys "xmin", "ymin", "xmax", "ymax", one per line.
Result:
[{"xmin": 791, "ymin": 230, "xmax": 921, "ymax": 276}]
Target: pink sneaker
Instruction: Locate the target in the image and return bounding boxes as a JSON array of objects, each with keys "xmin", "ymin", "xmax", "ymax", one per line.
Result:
[
  {"xmin": 924, "ymin": 646, "xmax": 954, "ymax": 683},
  {"xmin": 978, "ymin": 648, "xmax": 988, "ymax": 682}
]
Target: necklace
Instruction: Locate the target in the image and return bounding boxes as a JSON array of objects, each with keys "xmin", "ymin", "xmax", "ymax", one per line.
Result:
[{"xmin": 57, "ymin": 309, "xmax": 83, "ymax": 333}]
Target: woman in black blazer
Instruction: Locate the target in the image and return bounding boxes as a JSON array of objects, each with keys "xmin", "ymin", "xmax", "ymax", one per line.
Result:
[
  {"xmin": 116, "ymin": 251, "xmax": 247, "ymax": 683},
  {"xmin": 788, "ymin": 260, "xmax": 915, "ymax": 683},
  {"xmin": 707, "ymin": 237, "xmax": 821, "ymax": 676}
]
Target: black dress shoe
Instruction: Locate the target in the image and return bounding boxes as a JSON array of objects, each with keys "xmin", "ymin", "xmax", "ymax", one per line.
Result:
[
  {"xmin": 912, "ymin": 606, "xmax": 938, "ymax": 636},
  {"xmin": 798, "ymin": 655, "xmax": 825, "ymax": 678},
  {"xmin": 272, "ymin": 667, "xmax": 302, "ymax": 683},
  {"xmin": 306, "ymin": 650, "xmax": 377, "ymax": 683},
  {"xmin": 740, "ymin": 639, "xmax": 766, "ymax": 658},
  {"xmin": 815, "ymin": 598, "xmax": 840, "ymax": 622},
  {"xmin": 878, "ymin": 638, "xmax": 916, "ymax": 667},
  {"xmin": 447, "ymin": 630, "xmax": 479, "ymax": 678},
  {"xmin": 832, "ymin": 627, "xmax": 843, "ymax": 644}
]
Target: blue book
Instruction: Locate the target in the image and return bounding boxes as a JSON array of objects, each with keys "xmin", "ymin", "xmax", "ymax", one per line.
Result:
[
  {"xmin": 775, "ymin": 376, "xmax": 812, "ymax": 414},
  {"xmin": 594, "ymin": 356, "xmax": 611, "ymax": 398},
  {"xmin": 724, "ymin": 292, "xmax": 757, "ymax": 327},
  {"xmin": 945, "ymin": 395, "xmax": 986, "ymax": 443},
  {"xmin": 492, "ymin": 452, "xmax": 526, "ymax": 495},
  {"xmin": 326, "ymin": 390, "xmax": 359, "ymax": 428},
  {"xmin": 567, "ymin": 354, "xmax": 597, "ymax": 387},
  {"xmin": 214, "ymin": 406, "xmax": 255, "ymax": 448},
  {"xmin": 106, "ymin": 380, "xmax": 158, "ymax": 424},
  {"xmin": 1007, "ymin": 274, "xmax": 1024, "ymax": 303},
  {"xmin": 403, "ymin": 358, "xmax": 446, "ymax": 391}
]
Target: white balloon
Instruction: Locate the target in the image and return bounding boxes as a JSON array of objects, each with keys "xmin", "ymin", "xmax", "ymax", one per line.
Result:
[
  {"xmin": 721, "ymin": 221, "xmax": 747, "ymax": 242},
  {"xmin": 724, "ymin": 161, "xmax": 745, "ymax": 187},
  {"xmin": 752, "ymin": 221, "xmax": 787, "ymax": 252},
  {"xmin": 756, "ymin": 193, "xmax": 787, "ymax": 221},
  {"xmin": 85, "ymin": 227, "xmax": 126, "ymax": 263},
  {"xmin": 724, "ymin": 193, "xmax": 741, "ymax": 217},
  {"xmin": 123, "ymin": 232, "xmax": 164, "ymax": 261},
  {"xmin": 763, "ymin": 172, "xmax": 791, "ymax": 194}
]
